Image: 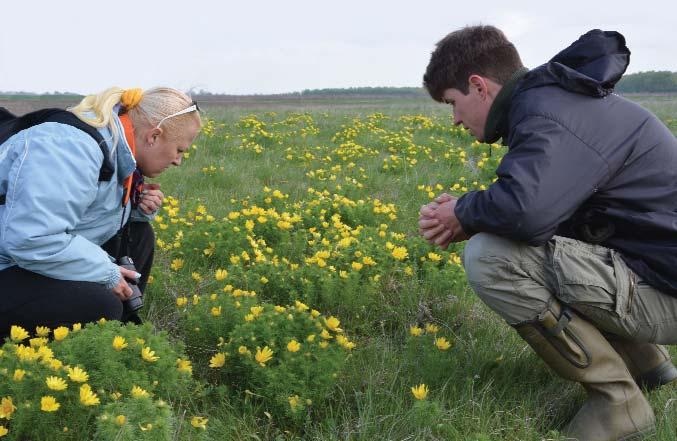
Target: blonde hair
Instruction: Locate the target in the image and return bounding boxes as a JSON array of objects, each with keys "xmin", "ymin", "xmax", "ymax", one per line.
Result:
[{"xmin": 69, "ymin": 87, "xmax": 200, "ymax": 150}]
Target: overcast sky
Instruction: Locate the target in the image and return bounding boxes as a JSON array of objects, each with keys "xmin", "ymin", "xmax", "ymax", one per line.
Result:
[{"xmin": 1, "ymin": 0, "xmax": 675, "ymax": 94}]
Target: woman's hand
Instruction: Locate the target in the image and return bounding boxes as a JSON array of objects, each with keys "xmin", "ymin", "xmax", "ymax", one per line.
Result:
[
  {"xmin": 111, "ymin": 266, "xmax": 139, "ymax": 301},
  {"xmin": 138, "ymin": 183, "xmax": 164, "ymax": 214}
]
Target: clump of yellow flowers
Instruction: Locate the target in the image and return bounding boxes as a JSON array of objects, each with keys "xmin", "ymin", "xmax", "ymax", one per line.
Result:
[{"xmin": 0, "ymin": 321, "xmax": 199, "ymax": 440}]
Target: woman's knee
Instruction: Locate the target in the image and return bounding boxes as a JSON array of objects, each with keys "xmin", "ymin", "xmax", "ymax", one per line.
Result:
[
  {"xmin": 97, "ymin": 291, "xmax": 124, "ymax": 321},
  {"xmin": 51, "ymin": 283, "xmax": 123, "ymax": 324}
]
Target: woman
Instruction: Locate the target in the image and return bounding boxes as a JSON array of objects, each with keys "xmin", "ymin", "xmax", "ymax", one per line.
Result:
[{"xmin": 0, "ymin": 87, "xmax": 201, "ymax": 336}]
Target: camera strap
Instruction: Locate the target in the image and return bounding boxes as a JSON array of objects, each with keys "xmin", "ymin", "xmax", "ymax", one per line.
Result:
[{"xmin": 111, "ymin": 203, "xmax": 132, "ymax": 261}]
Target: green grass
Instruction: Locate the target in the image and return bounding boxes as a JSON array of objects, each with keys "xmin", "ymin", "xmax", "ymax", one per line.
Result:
[
  {"xmin": 139, "ymin": 95, "xmax": 677, "ymax": 440},
  {"xmin": 3, "ymin": 94, "xmax": 675, "ymax": 440}
]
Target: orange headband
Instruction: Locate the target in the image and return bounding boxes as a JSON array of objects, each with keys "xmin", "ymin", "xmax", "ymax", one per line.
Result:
[{"xmin": 120, "ymin": 88, "xmax": 143, "ymax": 110}]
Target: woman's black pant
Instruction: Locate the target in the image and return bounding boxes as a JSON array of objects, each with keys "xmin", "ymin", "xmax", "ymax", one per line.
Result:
[{"xmin": 0, "ymin": 222, "xmax": 154, "ymax": 338}]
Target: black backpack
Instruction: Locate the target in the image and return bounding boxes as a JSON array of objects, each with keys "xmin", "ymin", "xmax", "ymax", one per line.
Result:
[{"xmin": 0, "ymin": 107, "xmax": 114, "ymax": 205}]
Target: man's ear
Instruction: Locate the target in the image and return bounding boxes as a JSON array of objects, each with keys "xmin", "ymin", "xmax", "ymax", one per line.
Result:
[{"xmin": 468, "ymin": 75, "xmax": 489, "ymax": 99}]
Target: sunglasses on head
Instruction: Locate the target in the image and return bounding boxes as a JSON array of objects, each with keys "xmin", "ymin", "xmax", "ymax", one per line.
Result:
[{"xmin": 155, "ymin": 101, "xmax": 201, "ymax": 128}]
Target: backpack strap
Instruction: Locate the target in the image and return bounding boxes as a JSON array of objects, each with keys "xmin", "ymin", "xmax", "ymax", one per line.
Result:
[{"xmin": 0, "ymin": 107, "xmax": 114, "ymax": 182}]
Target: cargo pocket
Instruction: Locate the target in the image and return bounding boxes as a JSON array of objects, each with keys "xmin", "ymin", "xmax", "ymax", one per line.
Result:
[{"xmin": 549, "ymin": 236, "xmax": 633, "ymax": 334}]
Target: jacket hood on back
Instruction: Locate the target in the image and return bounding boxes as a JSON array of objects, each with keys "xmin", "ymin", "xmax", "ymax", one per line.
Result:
[{"xmin": 522, "ymin": 29, "xmax": 631, "ymax": 97}]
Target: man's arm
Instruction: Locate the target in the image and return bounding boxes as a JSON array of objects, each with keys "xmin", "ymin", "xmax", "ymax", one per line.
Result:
[{"xmin": 454, "ymin": 116, "xmax": 609, "ymax": 245}]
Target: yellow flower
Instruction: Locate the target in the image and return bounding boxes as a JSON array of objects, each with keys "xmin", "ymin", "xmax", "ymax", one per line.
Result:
[
  {"xmin": 79, "ymin": 384, "xmax": 100, "ymax": 406},
  {"xmin": 0, "ymin": 425, "xmax": 7, "ymax": 437},
  {"xmin": 15, "ymin": 344, "xmax": 37, "ymax": 362},
  {"xmin": 35, "ymin": 326, "xmax": 50, "ymax": 337},
  {"xmin": 215, "ymin": 269, "xmax": 228, "ymax": 281},
  {"xmin": 10, "ymin": 326, "xmax": 29, "ymax": 342},
  {"xmin": 427, "ymin": 252, "xmax": 442, "ymax": 262},
  {"xmin": 131, "ymin": 385, "xmax": 149, "ymax": 399},
  {"xmin": 211, "ymin": 306, "xmax": 222, "ymax": 316},
  {"xmin": 409, "ymin": 325, "xmax": 424, "ymax": 337},
  {"xmin": 115, "ymin": 415, "xmax": 126, "ymax": 426},
  {"xmin": 425, "ymin": 323, "xmax": 439, "ymax": 334},
  {"xmin": 351, "ymin": 261, "xmax": 363, "ymax": 271},
  {"xmin": 255, "ymin": 346, "xmax": 274, "ymax": 366},
  {"xmin": 67, "ymin": 366, "xmax": 89, "ymax": 383},
  {"xmin": 191, "ymin": 416, "xmax": 208, "ymax": 430},
  {"xmin": 139, "ymin": 423, "xmax": 153, "ymax": 431},
  {"xmin": 29, "ymin": 337, "xmax": 48, "ymax": 348},
  {"xmin": 319, "ymin": 341, "xmax": 329, "ymax": 349},
  {"xmin": 170, "ymin": 259, "xmax": 184, "ymax": 271},
  {"xmin": 391, "ymin": 246, "xmax": 408, "ymax": 260},
  {"xmin": 320, "ymin": 329, "xmax": 333, "ymax": 340},
  {"xmin": 325, "ymin": 316, "xmax": 342, "ymax": 332},
  {"xmin": 209, "ymin": 353, "xmax": 226, "ymax": 368},
  {"xmin": 0, "ymin": 397, "xmax": 16, "ymax": 419},
  {"xmin": 238, "ymin": 346, "xmax": 249, "ymax": 355},
  {"xmin": 12, "ymin": 369, "xmax": 25, "ymax": 382},
  {"xmin": 176, "ymin": 358, "xmax": 193, "ymax": 375},
  {"xmin": 36, "ymin": 345, "xmax": 54, "ymax": 361},
  {"xmin": 41, "ymin": 396, "xmax": 60, "ymax": 412},
  {"xmin": 435, "ymin": 337, "xmax": 452, "ymax": 351},
  {"xmin": 72, "ymin": 323, "xmax": 82, "ymax": 332},
  {"xmin": 287, "ymin": 340, "xmax": 301, "ymax": 353},
  {"xmin": 294, "ymin": 300, "xmax": 309, "ymax": 312},
  {"xmin": 112, "ymin": 336, "xmax": 128, "ymax": 351},
  {"xmin": 46, "ymin": 376, "xmax": 68, "ymax": 391},
  {"xmin": 110, "ymin": 392, "xmax": 122, "ymax": 401},
  {"xmin": 176, "ymin": 296, "xmax": 188, "ymax": 307},
  {"xmin": 411, "ymin": 384, "xmax": 428, "ymax": 400},
  {"xmin": 141, "ymin": 347, "xmax": 159, "ymax": 362},
  {"xmin": 288, "ymin": 395, "xmax": 301, "ymax": 411},
  {"xmin": 336, "ymin": 335, "xmax": 356, "ymax": 350},
  {"xmin": 53, "ymin": 327, "xmax": 69, "ymax": 341}
]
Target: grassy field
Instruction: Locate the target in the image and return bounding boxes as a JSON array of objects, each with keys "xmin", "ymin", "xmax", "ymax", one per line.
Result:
[{"xmin": 1, "ymin": 94, "xmax": 676, "ymax": 440}]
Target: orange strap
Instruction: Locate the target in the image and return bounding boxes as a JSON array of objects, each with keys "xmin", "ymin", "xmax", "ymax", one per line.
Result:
[{"xmin": 119, "ymin": 114, "xmax": 137, "ymax": 206}]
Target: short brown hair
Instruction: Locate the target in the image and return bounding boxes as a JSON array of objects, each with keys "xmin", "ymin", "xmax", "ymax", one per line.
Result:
[{"xmin": 423, "ymin": 25, "xmax": 524, "ymax": 101}]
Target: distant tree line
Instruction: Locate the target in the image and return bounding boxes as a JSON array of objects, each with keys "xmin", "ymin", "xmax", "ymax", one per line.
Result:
[
  {"xmin": 616, "ymin": 71, "xmax": 677, "ymax": 93},
  {"xmin": 3, "ymin": 72, "xmax": 676, "ymax": 98},
  {"xmin": 298, "ymin": 87, "xmax": 427, "ymax": 97}
]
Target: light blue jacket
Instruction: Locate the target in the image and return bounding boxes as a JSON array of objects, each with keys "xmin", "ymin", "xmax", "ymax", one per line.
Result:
[{"xmin": 0, "ymin": 112, "xmax": 136, "ymax": 289}]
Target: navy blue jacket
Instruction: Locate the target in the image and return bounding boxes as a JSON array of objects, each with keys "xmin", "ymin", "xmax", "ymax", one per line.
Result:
[{"xmin": 455, "ymin": 30, "xmax": 677, "ymax": 296}]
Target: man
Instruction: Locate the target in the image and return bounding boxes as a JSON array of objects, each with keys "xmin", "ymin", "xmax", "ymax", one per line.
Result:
[{"xmin": 419, "ymin": 26, "xmax": 677, "ymax": 441}]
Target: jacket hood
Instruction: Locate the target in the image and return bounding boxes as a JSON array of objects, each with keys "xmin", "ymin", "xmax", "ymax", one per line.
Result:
[{"xmin": 521, "ymin": 29, "xmax": 631, "ymax": 97}]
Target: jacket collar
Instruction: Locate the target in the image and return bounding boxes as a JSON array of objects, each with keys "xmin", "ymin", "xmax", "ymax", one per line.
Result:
[
  {"xmin": 110, "ymin": 111, "xmax": 137, "ymax": 182},
  {"xmin": 483, "ymin": 67, "xmax": 529, "ymax": 145}
]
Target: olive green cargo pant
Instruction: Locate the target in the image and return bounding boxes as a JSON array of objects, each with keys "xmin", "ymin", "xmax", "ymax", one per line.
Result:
[{"xmin": 463, "ymin": 233, "xmax": 677, "ymax": 344}]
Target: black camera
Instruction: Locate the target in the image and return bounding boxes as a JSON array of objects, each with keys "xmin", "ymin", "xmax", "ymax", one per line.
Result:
[{"xmin": 117, "ymin": 256, "xmax": 144, "ymax": 317}]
